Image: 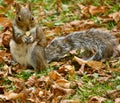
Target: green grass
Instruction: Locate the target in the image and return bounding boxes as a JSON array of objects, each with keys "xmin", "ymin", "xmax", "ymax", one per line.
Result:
[
  {"xmin": 1, "ymin": 0, "xmax": 119, "ymax": 29},
  {"xmin": 15, "ymin": 70, "xmax": 35, "ymax": 80},
  {"xmin": 2, "ymin": 77, "xmax": 15, "ymax": 91},
  {"xmin": 68, "ymin": 73, "xmax": 120, "ymax": 103},
  {"xmin": 15, "ymin": 66, "xmax": 54, "ymax": 80},
  {"xmin": 1, "ymin": 0, "xmax": 120, "ymax": 102}
]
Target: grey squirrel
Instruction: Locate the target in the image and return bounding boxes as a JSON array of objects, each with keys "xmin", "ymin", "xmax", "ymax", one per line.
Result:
[
  {"xmin": 45, "ymin": 29, "xmax": 118, "ymax": 63},
  {"xmin": 10, "ymin": 3, "xmax": 118, "ymax": 71},
  {"xmin": 10, "ymin": 3, "xmax": 47, "ymax": 71}
]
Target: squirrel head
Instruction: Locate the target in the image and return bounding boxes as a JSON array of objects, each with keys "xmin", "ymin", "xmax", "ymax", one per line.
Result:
[{"xmin": 14, "ymin": 3, "xmax": 36, "ymax": 31}]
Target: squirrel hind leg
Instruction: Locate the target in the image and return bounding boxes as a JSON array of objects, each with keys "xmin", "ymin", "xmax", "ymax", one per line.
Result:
[{"xmin": 31, "ymin": 46, "xmax": 48, "ymax": 71}]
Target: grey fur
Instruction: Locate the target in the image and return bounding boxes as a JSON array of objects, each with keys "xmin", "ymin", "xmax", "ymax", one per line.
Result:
[{"xmin": 45, "ymin": 29, "xmax": 118, "ymax": 63}]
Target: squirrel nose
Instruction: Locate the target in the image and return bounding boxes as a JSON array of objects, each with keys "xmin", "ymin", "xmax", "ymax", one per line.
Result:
[{"xmin": 26, "ymin": 26, "xmax": 30, "ymax": 31}]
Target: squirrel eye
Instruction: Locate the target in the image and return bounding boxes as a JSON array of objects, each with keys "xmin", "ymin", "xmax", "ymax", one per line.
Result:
[
  {"xmin": 18, "ymin": 16, "xmax": 21, "ymax": 21},
  {"xmin": 31, "ymin": 17, "xmax": 34, "ymax": 21}
]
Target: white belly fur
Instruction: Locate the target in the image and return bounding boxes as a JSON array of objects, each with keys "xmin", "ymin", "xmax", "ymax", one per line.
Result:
[{"xmin": 10, "ymin": 39, "xmax": 37, "ymax": 66}]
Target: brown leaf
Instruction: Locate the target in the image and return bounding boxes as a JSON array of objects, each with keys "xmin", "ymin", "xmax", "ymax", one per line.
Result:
[
  {"xmin": 78, "ymin": 20, "xmax": 97, "ymax": 30},
  {"xmin": 77, "ymin": 4, "xmax": 89, "ymax": 18},
  {"xmin": 0, "ymin": 17, "xmax": 12, "ymax": 29},
  {"xmin": 8, "ymin": 77, "xmax": 25, "ymax": 92},
  {"xmin": 73, "ymin": 56, "xmax": 87, "ymax": 65},
  {"xmin": 49, "ymin": 71, "xmax": 63, "ymax": 81},
  {"xmin": 87, "ymin": 61, "xmax": 106, "ymax": 70},
  {"xmin": 3, "ymin": 0, "xmax": 14, "ymax": 5},
  {"xmin": 89, "ymin": 6, "xmax": 108, "ymax": 16},
  {"xmin": 25, "ymin": 76, "xmax": 37, "ymax": 87},
  {"xmin": 51, "ymin": 83, "xmax": 75, "ymax": 97},
  {"xmin": 49, "ymin": 61, "xmax": 65, "ymax": 67},
  {"xmin": 38, "ymin": 90, "xmax": 44, "ymax": 97},
  {"xmin": 0, "ymin": 56, "xmax": 3, "ymax": 63},
  {"xmin": 109, "ymin": 11, "xmax": 120, "ymax": 23},
  {"xmin": 0, "ymin": 50, "xmax": 7, "ymax": 58},
  {"xmin": 62, "ymin": 23, "xmax": 74, "ymax": 34},
  {"xmin": 36, "ymin": 76, "xmax": 51, "ymax": 88},
  {"xmin": 60, "ymin": 99, "xmax": 80, "ymax": 103},
  {"xmin": 117, "ymin": 21, "xmax": 120, "ymax": 28},
  {"xmin": 0, "ymin": 17, "xmax": 12, "ymax": 47},
  {"xmin": 115, "ymin": 98, "xmax": 120, "ymax": 103},
  {"xmin": 58, "ymin": 64, "xmax": 75, "ymax": 80},
  {"xmin": 0, "ymin": 91, "xmax": 23, "ymax": 100},
  {"xmin": 0, "ymin": 50, "xmax": 11, "ymax": 65},
  {"xmin": 56, "ymin": 79, "xmax": 71, "ymax": 88},
  {"xmin": 2, "ymin": 29, "xmax": 13, "ymax": 47},
  {"xmin": 73, "ymin": 56, "xmax": 86, "ymax": 75},
  {"xmin": 58, "ymin": 64, "xmax": 75, "ymax": 74},
  {"xmin": 69, "ymin": 49, "xmax": 77, "ymax": 55},
  {"xmin": 54, "ymin": 26, "xmax": 62, "ymax": 35},
  {"xmin": 78, "ymin": 4, "xmax": 108, "ymax": 17},
  {"xmin": 70, "ymin": 20, "xmax": 82, "ymax": 27},
  {"xmin": 97, "ymin": 76, "xmax": 112, "ymax": 83},
  {"xmin": 0, "ymin": 71, "xmax": 5, "ymax": 78},
  {"xmin": 68, "ymin": 20, "xmax": 97, "ymax": 31},
  {"xmin": 97, "ymin": 16, "xmax": 113, "ymax": 23},
  {"xmin": 112, "ymin": 68, "xmax": 120, "ymax": 73},
  {"xmin": 88, "ymin": 96, "xmax": 106, "ymax": 103},
  {"xmin": 6, "ymin": 92, "xmax": 23, "ymax": 100},
  {"xmin": 38, "ymin": 89, "xmax": 49, "ymax": 100},
  {"xmin": 0, "ymin": 86, "xmax": 5, "ymax": 94},
  {"xmin": 51, "ymin": 96, "xmax": 63, "ymax": 103},
  {"xmin": 106, "ymin": 90, "xmax": 120, "ymax": 99}
]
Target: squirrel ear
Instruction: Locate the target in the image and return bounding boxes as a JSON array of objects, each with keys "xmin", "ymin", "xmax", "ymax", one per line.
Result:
[
  {"xmin": 26, "ymin": 3, "xmax": 32, "ymax": 11},
  {"xmin": 14, "ymin": 3, "xmax": 21, "ymax": 14}
]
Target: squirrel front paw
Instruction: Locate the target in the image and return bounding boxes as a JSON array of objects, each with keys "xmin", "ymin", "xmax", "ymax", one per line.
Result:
[{"xmin": 22, "ymin": 35, "xmax": 34, "ymax": 44}]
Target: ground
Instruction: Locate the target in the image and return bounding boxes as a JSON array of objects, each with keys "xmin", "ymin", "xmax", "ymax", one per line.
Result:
[{"xmin": 0, "ymin": 0, "xmax": 120, "ymax": 103}]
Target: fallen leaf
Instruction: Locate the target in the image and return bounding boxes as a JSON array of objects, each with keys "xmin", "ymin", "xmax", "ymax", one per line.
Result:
[
  {"xmin": 4, "ymin": 0, "xmax": 14, "ymax": 5},
  {"xmin": 8, "ymin": 77, "xmax": 25, "ymax": 92},
  {"xmin": 6, "ymin": 92, "xmax": 23, "ymax": 100},
  {"xmin": 62, "ymin": 23, "xmax": 74, "ymax": 34},
  {"xmin": 58, "ymin": 64, "xmax": 75, "ymax": 80},
  {"xmin": 49, "ymin": 71, "xmax": 63, "ymax": 81},
  {"xmin": 77, "ymin": 4, "xmax": 89, "ymax": 18},
  {"xmin": 49, "ymin": 61, "xmax": 65, "ymax": 67},
  {"xmin": 89, "ymin": 6, "xmax": 108, "ymax": 16},
  {"xmin": 36, "ymin": 76, "xmax": 51, "ymax": 88},
  {"xmin": 60, "ymin": 99, "xmax": 80, "ymax": 103},
  {"xmin": 97, "ymin": 16, "xmax": 113, "ymax": 23},
  {"xmin": 56, "ymin": 79, "xmax": 71, "ymax": 88},
  {"xmin": 109, "ymin": 11, "xmax": 120, "ymax": 23},
  {"xmin": 88, "ymin": 96, "xmax": 106, "ymax": 103},
  {"xmin": 58, "ymin": 64, "xmax": 75, "ymax": 74},
  {"xmin": 38, "ymin": 90, "xmax": 44, "ymax": 97},
  {"xmin": 78, "ymin": 4, "xmax": 108, "ymax": 17},
  {"xmin": 25, "ymin": 76, "xmax": 37, "ymax": 87},
  {"xmin": 68, "ymin": 20, "xmax": 97, "ymax": 31},
  {"xmin": 0, "ymin": 56, "xmax": 3, "ymax": 63},
  {"xmin": 0, "ymin": 17, "xmax": 11, "ymax": 29},
  {"xmin": 69, "ymin": 49, "xmax": 77, "ymax": 55},
  {"xmin": 2, "ymin": 29, "xmax": 13, "ymax": 47},
  {"xmin": 70, "ymin": 20, "xmax": 82, "ymax": 27},
  {"xmin": 115, "ymin": 98, "xmax": 120, "ymax": 103},
  {"xmin": 0, "ymin": 91, "xmax": 23, "ymax": 100},
  {"xmin": 97, "ymin": 76, "xmax": 112, "ymax": 83},
  {"xmin": 106, "ymin": 90, "xmax": 120, "ymax": 99},
  {"xmin": 0, "ymin": 86, "xmax": 5, "ymax": 94},
  {"xmin": 87, "ymin": 61, "xmax": 106, "ymax": 70},
  {"xmin": 51, "ymin": 83, "xmax": 75, "ymax": 97},
  {"xmin": 73, "ymin": 56, "xmax": 87, "ymax": 65}
]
